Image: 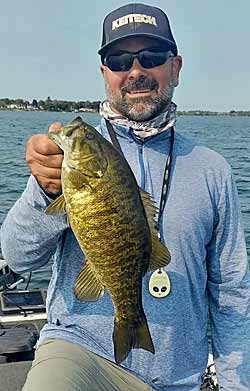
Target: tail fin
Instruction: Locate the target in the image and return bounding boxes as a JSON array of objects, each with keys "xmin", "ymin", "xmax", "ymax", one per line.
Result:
[{"xmin": 113, "ymin": 316, "xmax": 155, "ymax": 364}]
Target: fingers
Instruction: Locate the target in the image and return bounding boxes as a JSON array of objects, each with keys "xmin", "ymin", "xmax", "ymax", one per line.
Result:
[
  {"xmin": 36, "ymin": 177, "xmax": 62, "ymax": 196},
  {"xmin": 29, "ymin": 163, "xmax": 62, "ymax": 180},
  {"xmin": 27, "ymin": 148, "xmax": 63, "ymax": 169},
  {"xmin": 26, "ymin": 135, "xmax": 63, "ymax": 169},
  {"xmin": 25, "ymin": 124, "xmax": 64, "ymax": 196},
  {"xmin": 26, "ymin": 134, "xmax": 63, "ymax": 156}
]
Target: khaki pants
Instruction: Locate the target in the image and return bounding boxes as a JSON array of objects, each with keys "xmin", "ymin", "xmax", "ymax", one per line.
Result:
[{"xmin": 23, "ymin": 339, "xmax": 153, "ymax": 391}]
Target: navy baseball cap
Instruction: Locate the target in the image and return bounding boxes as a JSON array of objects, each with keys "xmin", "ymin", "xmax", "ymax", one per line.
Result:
[{"xmin": 98, "ymin": 3, "xmax": 178, "ymax": 57}]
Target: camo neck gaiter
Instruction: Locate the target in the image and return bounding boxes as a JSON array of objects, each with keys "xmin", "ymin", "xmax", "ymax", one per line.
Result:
[{"xmin": 99, "ymin": 100, "xmax": 177, "ymax": 139}]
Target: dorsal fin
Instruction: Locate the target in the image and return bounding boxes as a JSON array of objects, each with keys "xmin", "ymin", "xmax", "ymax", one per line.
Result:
[{"xmin": 139, "ymin": 188, "xmax": 171, "ymax": 270}]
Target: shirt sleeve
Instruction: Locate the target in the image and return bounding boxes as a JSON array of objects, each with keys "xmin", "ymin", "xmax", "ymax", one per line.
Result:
[
  {"xmin": 0, "ymin": 175, "xmax": 68, "ymax": 274},
  {"xmin": 206, "ymin": 169, "xmax": 250, "ymax": 390}
]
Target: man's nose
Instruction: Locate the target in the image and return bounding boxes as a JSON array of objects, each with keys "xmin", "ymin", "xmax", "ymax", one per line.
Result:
[{"xmin": 128, "ymin": 58, "xmax": 148, "ymax": 78}]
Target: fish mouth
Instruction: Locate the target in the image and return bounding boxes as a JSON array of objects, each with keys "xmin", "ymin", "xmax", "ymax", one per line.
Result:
[
  {"xmin": 48, "ymin": 132, "xmax": 60, "ymax": 140},
  {"xmin": 48, "ymin": 132, "xmax": 65, "ymax": 151}
]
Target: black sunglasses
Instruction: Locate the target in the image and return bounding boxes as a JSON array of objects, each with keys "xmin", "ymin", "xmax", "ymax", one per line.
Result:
[{"xmin": 102, "ymin": 48, "xmax": 174, "ymax": 72}]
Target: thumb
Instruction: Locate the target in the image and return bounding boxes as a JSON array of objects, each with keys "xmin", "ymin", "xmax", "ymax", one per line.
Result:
[{"xmin": 48, "ymin": 122, "xmax": 62, "ymax": 134}]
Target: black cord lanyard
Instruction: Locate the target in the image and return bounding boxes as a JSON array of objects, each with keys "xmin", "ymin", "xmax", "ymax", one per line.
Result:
[
  {"xmin": 105, "ymin": 119, "xmax": 174, "ymax": 238},
  {"xmin": 157, "ymin": 126, "xmax": 174, "ymax": 239}
]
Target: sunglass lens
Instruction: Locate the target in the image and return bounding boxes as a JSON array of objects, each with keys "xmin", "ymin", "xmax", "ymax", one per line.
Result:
[
  {"xmin": 106, "ymin": 53, "xmax": 132, "ymax": 72},
  {"xmin": 139, "ymin": 51, "xmax": 168, "ymax": 68}
]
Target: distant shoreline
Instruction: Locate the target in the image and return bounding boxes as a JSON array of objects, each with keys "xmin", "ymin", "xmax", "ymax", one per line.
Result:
[
  {"xmin": 0, "ymin": 108, "xmax": 249, "ymax": 117},
  {"xmin": 0, "ymin": 108, "xmax": 97, "ymax": 113},
  {"xmin": 0, "ymin": 98, "xmax": 249, "ymax": 116}
]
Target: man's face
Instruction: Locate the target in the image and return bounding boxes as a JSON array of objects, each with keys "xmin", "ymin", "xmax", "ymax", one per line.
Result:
[{"xmin": 100, "ymin": 37, "xmax": 182, "ymax": 121}]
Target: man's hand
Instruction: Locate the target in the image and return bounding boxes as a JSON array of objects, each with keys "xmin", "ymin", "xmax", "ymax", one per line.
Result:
[{"xmin": 25, "ymin": 123, "xmax": 63, "ymax": 196}]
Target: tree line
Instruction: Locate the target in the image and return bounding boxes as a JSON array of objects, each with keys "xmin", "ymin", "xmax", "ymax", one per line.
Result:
[
  {"xmin": 178, "ymin": 110, "xmax": 250, "ymax": 116},
  {"xmin": 0, "ymin": 98, "xmax": 249, "ymax": 116},
  {"xmin": 0, "ymin": 97, "xmax": 101, "ymax": 112}
]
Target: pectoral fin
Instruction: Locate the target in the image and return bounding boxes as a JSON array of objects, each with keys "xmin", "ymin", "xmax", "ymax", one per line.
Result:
[
  {"xmin": 45, "ymin": 194, "xmax": 66, "ymax": 214},
  {"xmin": 139, "ymin": 188, "xmax": 171, "ymax": 271},
  {"xmin": 74, "ymin": 262, "xmax": 105, "ymax": 301}
]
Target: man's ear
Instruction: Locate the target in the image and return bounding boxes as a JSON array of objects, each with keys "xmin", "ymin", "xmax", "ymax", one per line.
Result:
[
  {"xmin": 172, "ymin": 56, "xmax": 182, "ymax": 87},
  {"xmin": 100, "ymin": 64, "xmax": 105, "ymax": 76}
]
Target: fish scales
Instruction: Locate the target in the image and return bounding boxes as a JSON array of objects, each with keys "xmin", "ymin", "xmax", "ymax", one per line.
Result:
[
  {"xmin": 45, "ymin": 117, "xmax": 171, "ymax": 364},
  {"xmin": 67, "ymin": 150, "xmax": 150, "ymax": 310},
  {"xmin": 66, "ymin": 155, "xmax": 150, "ymax": 265}
]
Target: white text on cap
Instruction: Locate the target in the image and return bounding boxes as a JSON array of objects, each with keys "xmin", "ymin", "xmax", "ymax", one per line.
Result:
[{"xmin": 112, "ymin": 14, "xmax": 158, "ymax": 31}]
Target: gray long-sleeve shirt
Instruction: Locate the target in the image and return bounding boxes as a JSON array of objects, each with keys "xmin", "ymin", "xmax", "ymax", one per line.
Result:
[{"xmin": 1, "ymin": 119, "xmax": 250, "ymax": 391}]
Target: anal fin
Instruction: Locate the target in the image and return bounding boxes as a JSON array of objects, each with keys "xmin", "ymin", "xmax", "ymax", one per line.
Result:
[{"xmin": 148, "ymin": 232, "xmax": 171, "ymax": 271}]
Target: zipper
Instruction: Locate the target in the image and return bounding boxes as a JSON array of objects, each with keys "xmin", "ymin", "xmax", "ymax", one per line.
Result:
[
  {"xmin": 127, "ymin": 127, "xmax": 146, "ymax": 189},
  {"xmin": 138, "ymin": 143, "xmax": 145, "ymax": 189}
]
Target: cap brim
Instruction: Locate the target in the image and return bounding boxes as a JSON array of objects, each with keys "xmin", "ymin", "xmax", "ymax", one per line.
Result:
[{"xmin": 98, "ymin": 33, "xmax": 177, "ymax": 56}]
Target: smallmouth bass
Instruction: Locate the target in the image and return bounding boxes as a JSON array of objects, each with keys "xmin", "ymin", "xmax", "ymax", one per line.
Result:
[{"xmin": 45, "ymin": 117, "xmax": 171, "ymax": 364}]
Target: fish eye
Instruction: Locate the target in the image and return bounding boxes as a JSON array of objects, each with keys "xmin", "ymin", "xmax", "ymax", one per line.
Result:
[{"xmin": 85, "ymin": 132, "xmax": 95, "ymax": 140}]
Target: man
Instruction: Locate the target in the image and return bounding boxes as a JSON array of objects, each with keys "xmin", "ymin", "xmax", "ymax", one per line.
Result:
[{"xmin": 1, "ymin": 3, "xmax": 250, "ymax": 391}]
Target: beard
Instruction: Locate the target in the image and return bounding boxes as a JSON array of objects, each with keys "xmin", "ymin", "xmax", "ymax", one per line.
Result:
[{"xmin": 105, "ymin": 74, "xmax": 176, "ymax": 122}]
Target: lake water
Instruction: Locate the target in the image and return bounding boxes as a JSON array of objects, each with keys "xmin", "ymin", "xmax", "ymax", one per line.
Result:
[{"xmin": 0, "ymin": 111, "xmax": 250, "ymax": 288}]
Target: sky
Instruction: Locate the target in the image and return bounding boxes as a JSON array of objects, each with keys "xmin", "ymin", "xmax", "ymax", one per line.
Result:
[{"xmin": 1, "ymin": 0, "xmax": 249, "ymax": 111}]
